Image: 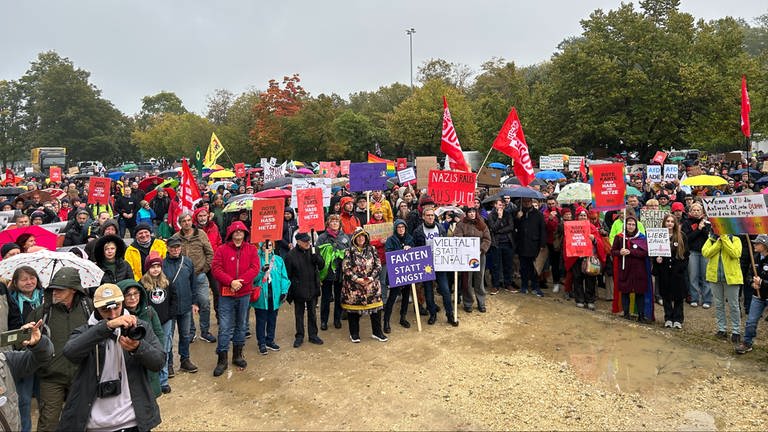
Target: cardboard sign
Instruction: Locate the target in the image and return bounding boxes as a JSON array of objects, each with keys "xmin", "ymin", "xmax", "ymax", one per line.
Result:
[
  {"xmin": 364, "ymin": 223, "xmax": 393, "ymax": 243},
  {"xmin": 349, "ymin": 163, "xmax": 388, "ymax": 192},
  {"xmin": 397, "ymin": 167, "xmax": 416, "ymax": 186},
  {"xmin": 646, "ymin": 228, "xmax": 671, "ymax": 257},
  {"xmin": 652, "ymin": 151, "xmax": 667, "ymax": 164},
  {"xmin": 640, "ymin": 209, "xmax": 666, "ymax": 229},
  {"xmin": 68, "ymin": 167, "xmax": 80, "ymax": 175},
  {"xmin": 290, "ymin": 178, "xmax": 332, "ymax": 208},
  {"xmin": 646, "ymin": 165, "xmax": 662, "ymax": 183},
  {"xmin": 427, "ymin": 170, "xmax": 477, "ymax": 207},
  {"xmin": 386, "ymin": 246, "xmax": 436, "ymax": 287},
  {"xmin": 88, "ymin": 177, "xmax": 112, "ymax": 205},
  {"xmin": 396, "ymin": 158, "xmax": 408, "ymax": 171},
  {"xmin": 539, "ymin": 155, "xmax": 564, "ymax": 170},
  {"xmin": 663, "ymin": 164, "xmax": 678, "ymax": 182},
  {"xmin": 250, "ymin": 198, "xmax": 285, "ymax": 243},
  {"xmin": 568, "ymin": 156, "xmax": 585, "ymax": 172},
  {"xmin": 415, "ymin": 156, "xmax": 438, "ymax": 190},
  {"xmin": 702, "ymin": 194, "xmax": 768, "ymax": 235},
  {"xmin": 725, "ymin": 151, "xmax": 743, "ymax": 162},
  {"xmin": 563, "ymin": 220, "xmax": 593, "ymax": 258},
  {"xmin": 476, "ymin": 167, "xmax": 503, "ymax": 186},
  {"xmin": 590, "ymin": 163, "xmax": 626, "ymax": 211},
  {"xmin": 762, "ymin": 161, "xmax": 768, "ymax": 173},
  {"xmin": 296, "ymin": 188, "xmax": 325, "ymax": 232},
  {"xmin": 234, "ymin": 163, "xmax": 246, "ymax": 178},
  {"xmin": 432, "ymin": 237, "xmax": 481, "ymax": 272},
  {"xmin": 49, "ymin": 166, "xmax": 62, "ymax": 182},
  {"xmin": 340, "ymin": 160, "xmax": 351, "ymax": 176}
]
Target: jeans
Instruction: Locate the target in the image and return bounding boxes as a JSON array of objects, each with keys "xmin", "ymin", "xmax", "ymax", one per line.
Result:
[
  {"xmin": 217, "ymin": 295, "xmax": 250, "ymax": 353},
  {"xmin": 255, "ymin": 308, "xmax": 278, "ymax": 347},
  {"xmin": 744, "ymin": 296, "xmax": 767, "ymax": 345},
  {"xmin": 15, "ymin": 374, "xmax": 36, "ymax": 432},
  {"xmin": 293, "ymin": 298, "xmax": 318, "ymax": 340},
  {"xmin": 491, "ymin": 243, "xmax": 515, "ymax": 288},
  {"xmin": 573, "ymin": 263, "xmax": 597, "ymax": 304},
  {"xmin": 710, "ymin": 281, "xmax": 741, "ymax": 334},
  {"xmin": 320, "ymin": 279, "xmax": 342, "ymax": 326},
  {"xmin": 189, "ymin": 273, "xmax": 211, "ymax": 335},
  {"xmin": 159, "ymin": 319, "xmax": 174, "ymax": 386},
  {"xmin": 172, "ymin": 311, "xmax": 192, "ymax": 362},
  {"xmin": 424, "ymin": 271, "xmax": 453, "ymax": 318},
  {"xmin": 688, "ymin": 252, "xmax": 711, "ymax": 304}
]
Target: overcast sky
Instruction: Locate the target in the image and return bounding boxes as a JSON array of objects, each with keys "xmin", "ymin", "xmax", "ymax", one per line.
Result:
[{"xmin": 1, "ymin": 0, "xmax": 765, "ymax": 116}]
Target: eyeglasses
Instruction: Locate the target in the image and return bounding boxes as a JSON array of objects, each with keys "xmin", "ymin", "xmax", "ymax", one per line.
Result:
[{"xmin": 124, "ymin": 292, "xmax": 141, "ymax": 299}]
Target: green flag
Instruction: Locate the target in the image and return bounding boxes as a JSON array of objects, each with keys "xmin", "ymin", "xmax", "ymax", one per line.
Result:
[{"xmin": 195, "ymin": 146, "xmax": 203, "ymax": 181}]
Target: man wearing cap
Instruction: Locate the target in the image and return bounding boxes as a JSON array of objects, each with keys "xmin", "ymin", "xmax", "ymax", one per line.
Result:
[
  {"xmin": 736, "ymin": 235, "xmax": 768, "ymax": 354},
  {"xmin": 58, "ymin": 283, "xmax": 164, "ymax": 432},
  {"xmin": 29, "ymin": 268, "xmax": 93, "ymax": 431},
  {"xmin": 671, "ymin": 201, "xmax": 685, "ymax": 221},
  {"xmin": 125, "ymin": 222, "xmax": 167, "ymax": 280},
  {"xmin": 284, "ymin": 231, "xmax": 325, "ymax": 348}
]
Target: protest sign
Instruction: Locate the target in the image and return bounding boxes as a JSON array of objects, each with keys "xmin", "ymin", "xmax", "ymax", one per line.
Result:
[
  {"xmin": 88, "ymin": 177, "xmax": 111, "ymax": 205},
  {"xmin": 397, "ymin": 167, "xmax": 416, "ymax": 186},
  {"xmin": 701, "ymin": 193, "xmax": 768, "ymax": 235},
  {"xmin": 260, "ymin": 158, "xmax": 268, "ymax": 168},
  {"xmin": 640, "ymin": 209, "xmax": 666, "ymax": 229},
  {"xmin": 263, "ymin": 164, "xmax": 283, "ymax": 183},
  {"xmin": 415, "ymin": 156, "xmax": 438, "ymax": 190},
  {"xmin": 296, "ymin": 188, "xmax": 325, "ymax": 232},
  {"xmin": 427, "ymin": 170, "xmax": 477, "ymax": 207},
  {"xmin": 563, "ymin": 220, "xmax": 593, "ymax": 258},
  {"xmin": 725, "ymin": 151, "xmax": 743, "ymax": 162},
  {"xmin": 24, "ymin": 167, "xmax": 33, "ymax": 174},
  {"xmin": 290, "ymin": 177, "xmax": 332, "ymax": 208},
  {"xmin": 340, "ymin": 160, "xmax": 351, "ymax": 176},
  {"xmin": 234, "ymin": 163, "xmax": 246, "ymax": 178},
  {"xmin": 646, "ymin": 165, "xmax": 662, "ymax": 183},
  {"xmin": 590, "ymin": 163, "xmax": 626, "ymax": 211},
  {"xmin": 432, "ymin": 237, "xmax": 481, "ymax": 272},
  {"xmin": 250, "ymin": 198, "xmax": 285, "ymax": 243},
  {"xmin": 646, "ymin": 228, "xmax": 671, "ymax": 257},
  {"xmin": 68, "ymin": 167, "xmax": 79, "ymax": 175},
  {"xmin": 363, "ymin": 223, "xmax": 391, "ymax": 242},
  {"xmin": 386, "ymin": 246, "xmax": 436, "ymax": 287},
  {"xmin": 568, "ymin": 156, "xmax": 585, "ymax": 172},
  {"xmin": 652, "ymin": 151, "xmax": 667, "ymax": 164},
  {"xmin": 349, "ymin": 163, "xmax": 388, "ymax": 192},
  {"xmin": 269, "ymin": 157, "xmax": 277, "ymax": 166},
  {"xmin": 476, "ymin": 167, "xmax": 503, "ymax": 186},
  {"xmin": 539, "ymin": 155, "xmax": 563, "ymax": 170},
  {"xmin": 396, "ymin": 158, "xmax": 408, "ymax": 171},
  {"xmin": 49, "ymin": 166, "xmax": 62, "ymax": 183},
  {"xmin": 663, "ymin": 164, "xmax": 678, "ymax": 182}
]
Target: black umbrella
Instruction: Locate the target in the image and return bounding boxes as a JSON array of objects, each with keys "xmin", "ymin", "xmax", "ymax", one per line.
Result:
[
  {"xmin": 70, "ymin": 173, "xmax": 93, "ymax": 180},
  {"xmin": 24, "ymin": 172, "xmax": 46, "ymax": 179},
  {"xmin": 262, "ymin": 177, "xmax": 292, "ymax": 189},
  {"xmin": 502, "ymin": 177, "xmax": 520, "ymax": 185},
  {"xmin": 0, "ymin": 187, "xmax": 25, "ymax": 198},
  {"xmin": 501, "ymin": 186, "xmax": 544, "ymax": 199},
  {"xmin": 158, "ymin": 169, "xmax": 180, "ymax": 178}
]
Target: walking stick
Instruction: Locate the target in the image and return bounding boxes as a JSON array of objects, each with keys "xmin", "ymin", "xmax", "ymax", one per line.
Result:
[
  {"xmin": 745, "ymin": 234, "xmax": 762, "ymax": 300},
  {"xmin": 622, "ymin": 207, "xmax": 627, "ymax": 270}
]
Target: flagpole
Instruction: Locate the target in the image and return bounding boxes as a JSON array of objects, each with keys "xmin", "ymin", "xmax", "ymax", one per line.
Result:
[{"xmin": 478, "ymin": 147, "xmax": 494, "ymax": 174}]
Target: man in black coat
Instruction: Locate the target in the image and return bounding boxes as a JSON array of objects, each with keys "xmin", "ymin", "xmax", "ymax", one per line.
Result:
[
  {"xmin": 487, "ymin": 198, "xmax": 516, "ymax": 294},
  {"xmin": 114, "ymin": 186, "xmax": 139, "ymax": 238},
  {"xmin": 284, "ymin": 232, "xmax": 325, "ymax": 348},
  {"xmin": 514, "ymin": 197, "xmax": 547, "ymax": 296}
]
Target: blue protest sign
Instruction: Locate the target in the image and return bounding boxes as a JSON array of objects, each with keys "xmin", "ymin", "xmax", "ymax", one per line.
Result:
[
  {"xmin": 385, "ymin": 246, "xmax": 436, "ymax": 287},
  {"xmin": 349, "ymin": 163, "xmax": 387, "ymax": 192}
]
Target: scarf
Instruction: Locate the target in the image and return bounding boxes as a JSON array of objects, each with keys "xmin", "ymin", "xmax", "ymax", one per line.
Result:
[
  {"xmin": 261, "ymin": 253, "xmax": 276, "ymax": 284},
  {"xmin": 325, "ymin": 228, "xmax": 339, "ymax": 238},
  {"xmin": 15, "ymin": 289, "xmax": 42, "ymax": 316}
]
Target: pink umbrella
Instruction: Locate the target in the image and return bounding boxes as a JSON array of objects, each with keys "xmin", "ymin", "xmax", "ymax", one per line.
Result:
[
  {"xmin": 0, "ymin": 225, "xmax": 58, "ymax": 251},
  {"xmin": 296, "ymin": 168, "xmax": 313, "ymax": 175},
  {"xmin": 254, "ymin": 189, "xmax": 291, "ymax": 199}
]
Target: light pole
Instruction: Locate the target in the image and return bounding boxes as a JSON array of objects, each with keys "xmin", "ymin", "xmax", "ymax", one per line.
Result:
[{"xmin": 406, "ymin": 28, "xmax": 415, "ymax": 89}]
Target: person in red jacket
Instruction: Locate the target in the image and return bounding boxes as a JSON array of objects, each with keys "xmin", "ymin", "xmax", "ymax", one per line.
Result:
[
  {"xmin": 339, "ymin": 196, "xmax": 361, "ymax": 235},
  {"xmin": 211, "ymin": 221, "xmax": 260, "ymax": 377},
  {"xmin": 195, "ymin": 206, "xmax": 223, "ymax": 324}
]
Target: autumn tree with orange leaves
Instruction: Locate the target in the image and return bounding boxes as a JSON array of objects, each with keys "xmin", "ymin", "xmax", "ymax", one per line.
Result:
[{"xmin": 250, "ymin": 74, "xmax": 307, "ymax": 159}]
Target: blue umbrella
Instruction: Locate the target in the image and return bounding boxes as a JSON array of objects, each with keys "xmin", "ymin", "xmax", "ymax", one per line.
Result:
[
  {"xmin": 499, "ymin": 186, "xmax": 544, "ymax": 199},
  {"xmin": 730, "ymin": 168, "xmax": 761, "ymax": 178},
  {"xmin": 755, "ymin": 176, "xmax": 768, "ymax": 185},
  {"xmin": 107, "ymin": 171, "xmax": 125, "ymax": 181},
  {"xmin": 535, "ymin": 170, "xmax": 566, "ymax": 181},
  {"xmin": 488, "ymin": 162, "xmax": 508, "ymax": 170}
]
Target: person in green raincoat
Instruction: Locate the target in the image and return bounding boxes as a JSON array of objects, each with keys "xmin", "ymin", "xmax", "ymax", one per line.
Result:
[
  {"xmin": 316, "ymin": 214, "xmax": 350, "ymax": 330},
  {"xmin": 250, "ymin": 241, "xmax": 291, "ymax": 355}
]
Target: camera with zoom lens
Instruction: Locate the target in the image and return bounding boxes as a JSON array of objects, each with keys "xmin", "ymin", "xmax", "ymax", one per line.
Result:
[
  {"xmin": 96, "ymin": 376, "xmax": 121, "ymax": 398},
  {"xmin": 122, "ymin": 325, "xmax": 146, "ymax": 341}
]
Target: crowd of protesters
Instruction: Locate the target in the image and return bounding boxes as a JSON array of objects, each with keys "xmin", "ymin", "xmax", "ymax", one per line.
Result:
[{"xmin": 0, "ymin": 151, "xmax": 766, "ymax": 430}]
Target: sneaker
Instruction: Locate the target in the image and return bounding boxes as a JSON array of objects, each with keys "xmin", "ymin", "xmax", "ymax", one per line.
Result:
[
  {"xmin": 190, "ymin": 334, "xmax": 197, "ymax": 343},
  {"xmin": 587, "ymin": 303, "xmax": 595, "ymax": 311},
  {"xmin": 664, "ymin": 320, "xmax": 673, "ymax": 328},
  {"xmin": 715, "ymin": 330, "xmax": 727, "ymax": 339},
  {"xmin": 690, "ymin": 302, "xmax": 698, "ymax": 308},
  {"xmin": 161, "ymin": 385, "xmax": 172, "ymax": 394},
  {"xmin": 489, "ymin": 287, "xmax": 500, "ymax": 295},
  {"xmin": 266, "ymin": 342, "xmax": 280, "ymax": 351},
  {"xmin": 308, "ymin": 336, "xmax": 324, "ymax": 345},
  {"xmin": 735, "ymin": 342, "xmax": 753, "ymax": 354},
  {"xmin": 478, "ymin": 306, "xmax": 487, "ymax": 313},
  {"xmin": 259, "ymin": 345, "xmax": 268, "ymax": 355},
  {"xmin": 702, "ymin": 303, "xmax": 711, "ymax": 309},
  {"xmin": 534, "ymin": 290, "xmax": 544, "ymax": 298},
  {"xmin": 179, "ymin": 358, "xmax": 199, "ymax": 373},
  {"xmin": 552, "ymin": 284, "xmax": 560, "ymax": 294},
  {"xmin": 349, "ymin": 335, "xmax": 361, "ymax": 343},
  {"xmin": 372, "ymin": 333, "xmax": 389, "ymax": 342},
  {"xmin": 245, "ymin": 331, "xmax": 252, "ymax": 339},
  {"xmin": 575, "ymin": 303, "xmax": 585, "ymax": 308},
  {"xmin": 293, "ymin": 338, "xmax": 303, "ymax": 348},
  {"xmin": 656, "ymin": 298, "xmax": 663, "ymax": 306},
  {"xmin": 731, "ymin": 333, "xmax": 741, "ymax": 344},
  {"xmin": 673, "ymin": 322, "xmax": 683, "ymax": 329},
  {"xmin": 168, "ymin": 364, "xmax": 175, "ymax": 378},
  {"xmin": 200, "ymin": 332, "xmax": 217, "ymax": 343}
]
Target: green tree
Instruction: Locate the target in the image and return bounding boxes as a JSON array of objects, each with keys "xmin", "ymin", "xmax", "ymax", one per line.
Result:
[
  {"xmin": 347, "ymin": 83, "xmax": 410, "ymax": 157},
  {"xmin": 283, "ymin": 94, "xmax": 342, "ymax": 161},
  {"xmin": 214, "ymin": 90, "xmax": 260, "ymax": 164},
  {"xmin": 205, "ymin": 89, "xmax": 235, "ymax": 126},
  {"xmin": 136, "ymin": 91, "xmax": 187, "ymax": 131},
  {"xmin": 0, "ymin": 80, "xmax": 27, "ymax": 168},
  {"xmin": 250, "ymin": 74, "xmax": 307, "ymax": 160},
  {"xmin": 132, "ymin": 112, "xmax": 212, "ymax": 160}
]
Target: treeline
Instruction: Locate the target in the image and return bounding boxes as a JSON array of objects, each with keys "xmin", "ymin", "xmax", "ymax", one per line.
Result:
[{"xmin": 0, "ymin": 0, "xmax": 765, "ymax": 168}]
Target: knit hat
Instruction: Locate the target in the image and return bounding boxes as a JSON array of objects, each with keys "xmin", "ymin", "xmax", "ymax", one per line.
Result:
[
  {"xmin": 134, "ymin": 222, "xmax": 152, "ymax": 236},
  {"xmin": 0, "ymin": 243, "xmax": 20, "ymax": 258},
  {"xmin": 93, "ymin": 283, "xmax": 124, "ymax": 309},
  {"xmin": 671, "ymin": 202, "xmax": 685, "ymax": 212},
  {"xmin": 144, "ymin": 251, "xmax": 163, "ymax": 269}
]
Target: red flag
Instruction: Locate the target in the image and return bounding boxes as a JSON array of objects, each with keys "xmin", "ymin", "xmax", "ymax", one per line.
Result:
[
  {"xmin": 4, "ymin": 169, "xmax": 15, "ymax": 186},
  {"xmin": 579, "ymin": 158, "xmax": 587, "ymax": 182},
  {"xmin": 441, "ymin": 96, "xmax": 470, "ymax": 172},
  {"xmin": 178, "ymin": 159, "xmax": 201, "ymax": 222},
  {"xmin": 742, "ymin": 75, "xmax": 751, "ymax": 137},
  {"xmin": 246, "ymin": 172, "xmax": 251, "ymax": 188},
  {"xmin": 492, "ymin": 107, "xmax": 535, "ymax": 186}
]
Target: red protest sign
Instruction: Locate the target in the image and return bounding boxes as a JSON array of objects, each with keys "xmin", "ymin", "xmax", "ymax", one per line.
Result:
[
  {"xmin": 427, "ymin": 170, "xmax": 477, "ymax": 207},
  {"xmin": 652, "ymin": 151, "xmax": 667, "ymax": 164},
  {"xmin": 88, "ymin": 177, "xmax": 112, "ymax": 205},
  {"xmin": 49, "ymin": 166, "xmax": 62, "ymax": 183},
  {"xmin": 234, "ymin": 163, "xmax": 246, "ymax": 178},
  {"xmin": 396, "ymin": 158, "xmax": 408, "ymax": 170},
  {"xmin": 297, "ymin": 187, "xmax": 325, "ymax": 232},
  {"xmin": 590, "ymin": 163, "xmax": 626, "ymax": 211},
  {"xmin": 564, "ymin": 220, "xmax": 593, "ymax": 258},
  {"xmin": 250, "ymin": 198, "xmax": 285, "ymax": 243}
]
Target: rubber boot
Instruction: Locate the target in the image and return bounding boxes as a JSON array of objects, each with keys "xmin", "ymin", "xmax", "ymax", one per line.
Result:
[
  {"xmin": 399, "ymin": 315, "xmax": 411, "ymax": 328},
  {"xmin": 232, "ymin": 345, "xmax": 247, "ymax": 368},
  {"xmin": 213, "ymin": 351, "xmax": 228, "ymax": 377}
]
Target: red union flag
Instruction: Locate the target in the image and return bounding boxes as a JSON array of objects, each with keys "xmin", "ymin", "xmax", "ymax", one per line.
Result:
[
  {"xmin": 441, "ymin": 96, "xmax": 470, "ymax": 172},
  {"xmin": 179, "ymin": 159, "xmax": 201, "ymax": 216},
  {"xmin": 492, "ymin": 107, "xmax": 535, "ymax": 186},
  {"xmin": 742, "ymin": 75, "xmax": 751, "ymax": 137}
]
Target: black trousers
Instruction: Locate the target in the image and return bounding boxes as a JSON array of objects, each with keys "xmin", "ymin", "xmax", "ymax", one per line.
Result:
[
  {"xmin": 294, "ymin": 298, "xmax": 318, "ymax": 340},
  {"xmin": 384, "ymin": 286, "xmax": 410, "ymax": 323},
  {"xmin": 320, "ymin": 279, "xmax": 342, "ymax": 325},
  {"xmin": 348, "ymin": 311, "xmax": 382, "ymax": 338}
]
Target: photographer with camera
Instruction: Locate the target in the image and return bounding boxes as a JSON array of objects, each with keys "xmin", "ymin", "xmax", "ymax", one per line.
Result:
[{"xmin": 57, "ymin": 283, "xmax": 165, "ymax": 432}]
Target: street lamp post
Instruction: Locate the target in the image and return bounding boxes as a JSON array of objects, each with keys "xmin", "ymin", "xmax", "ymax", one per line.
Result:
[{"xmin": 406, "ymin": 28, "xmax": 415, "ymax": 89}]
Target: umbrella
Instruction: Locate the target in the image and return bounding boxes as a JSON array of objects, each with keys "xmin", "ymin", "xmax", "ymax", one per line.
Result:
[
  {"xmin": 209, "ymin": 170, "xmax": 235, "ymax": 179},
  {"xmin": 262, "ymin": 177, "xmax": 292, "ymax": 189},
  {"xmin": 70, "ymin": 173, "xmax": 93, "ymax": 180},
  {"xmin": 24, "ymin": 172, "xmax": 46, "ymax": 179},
  {"xmin": 0, "ymin": 225, "xmax": 59, "ymax": 251},
  {"xmin": 210, "ymin": 181, "xmax": 236, "ymax": 191},
  {"xmin": 535, "ymin": 170, "xmax": 566, "ymax": 181},
  {"xmin": 0, "ymin": 187, "xmax": 25, "ymax": 197},
  {"xmin": 756, "ymin": 176, "xmax": 768, "ymax": 185},
  {"xmin": 19, "ymin": 190, "xmax": 54, "ymax": 202},
  {"xmin": 435, "ymin": 206, "xmax": 465, "ymax": 218},
  {"xmin": 0, "ymin": 249, "xmax": 104, "ymax": 288},
  {"xmin": 144, "ymin": 187, "xmax": 177, "ymax": 202},
  {"xmin": 730, "ymin": 168, "xmax": 761, "ymax": 178},
  {"xmin": 224, "ymin": 194, "xmax": 257, "ymax": 213},
  {"xmin": 625, "ymin": 186, "xmax": 642, "ymax": 196},
  {"xmin": 488, "ymin": 162, "xmax": 508, "ymax": 170},
  {"xmin": 296, "ymin": 168, "xmax": 313, "ymax": 175},
  {"xmin": 254, "ymin": 189, "xmax": 291, "ymax": 199},
  {"xmin": 138, "ymin": 176, "xmax": 164, "ymax": 191},
  {"xmin": 556, "ymin": 182, "xmax": 592, "ymax": 204},
  {"xmin": 41, "ymin": 188, "xmax": 66, "ymax": 200},
  {"xmin": 530, "ymin": 178, "xmax": 548, "ymax": 187},
  {"xmin": 500, "ymin": 186, "xmax": 544, "ymax": 199},
  {"xmin": 158, "ymin": 178, "xmax": 179, "ymax": 190},
  {"xmin": 107, "ymin": 171, "xmax": 126, "ymax": 181},
  {"xmin": 502, "ymin": 177, "xmax": 520, "ymax": 185},
  {"xmin": 158, "ymin": 169, "xmax": 180, "ymax": 178},
  {"xmin": 681, "ymin": 175, "xmax": 727, "ymax": 187},
  {"xmin": 669, "ymin": 156, "xmax": 685, "ymax": 162}
]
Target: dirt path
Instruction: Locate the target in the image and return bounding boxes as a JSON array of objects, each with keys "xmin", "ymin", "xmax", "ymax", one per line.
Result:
[{"xmin": 157, "ymin": 292, "xmax": 768, "ymax": 430}]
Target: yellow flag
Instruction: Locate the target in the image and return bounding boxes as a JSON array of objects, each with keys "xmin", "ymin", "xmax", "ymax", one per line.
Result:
[{"xmin": 203, "ymin": 132, "xmax": 225, "ymax": 168}]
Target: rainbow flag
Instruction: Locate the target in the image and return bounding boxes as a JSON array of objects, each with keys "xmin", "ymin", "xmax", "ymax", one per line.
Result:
[{"xmin": 367, "ymin": 153, "xmax": 396, "ymax": 177}]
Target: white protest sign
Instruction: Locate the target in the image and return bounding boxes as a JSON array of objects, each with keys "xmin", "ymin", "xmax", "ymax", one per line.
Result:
[
  {"xmin": 291, "ymin": 178, "xmax": 332, "ymax": 208},
  {"xmin": 700, "ymin": 194, "xmax": 768, "ymax": 218},
  {"xmin": 568, "ymin": 156, "xmax": 585, "ymax": 172},
  {"xmin": 432, "ymin": 237, "xmax": 481, "ymax": 272},
  {"xmin": 646, "ymin": 165, "xmax": 662, "ymax": 183},
  {"xmin": 663, "ymin": 164, "xmax": 678, "ymax": 182},
  {"xmin": 640, "ymin": 209, "xmax": 666, "ymax": 229},
  {"xmin": 397, "ymin": 167, "xmax": 416, "ymax": 185},
  {"xmin": 260, "ymin": 158, "xmax": 269, "ymax": 168},
  {"xmin": 539, "ymin": 156, "xmax": 564, "ymax": 171},
  {"xmin": 263, "ymin": 164, "xmax": 284, "ymax": 183},
  {"xmin": 647, "ymin": 228, "xmax": 671, "ymax": 257}
]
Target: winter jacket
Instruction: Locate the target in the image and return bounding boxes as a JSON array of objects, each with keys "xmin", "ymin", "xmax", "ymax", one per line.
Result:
[
  {"xmin": 251, "ymin": 250, "xmax": 290, "ymax": 310},
  {"xmin": 702, "ymin": 235, "xmax": 743, "ymax": 285},
  {"xmin": 162, "ymin": 254, "xmax": 197, "ymax": 315},
  {"xmin": 114, "ymin": 194, "xmax": 139, "ymax": 227},
  {"xmin": 339, "ymin": 197, "xmax": 361, "ymax": 235},
  {"xmin": 171, "ymin": 227, "xmax": 214, "ymax": 274},
  {"xmin": 514, "ymin": 206, "xmax": 546, "ymax": 257},
  {"xmin": 412, "ymin": 220, "xmax": 447, "ymax": 247},
  {"xmin": 487, "ymin": 207, "xmax": 516, "ymax": 248},
  {"xmin": 63, "ymin": 218, "xmax": 91, "ymax": 246},
  {"xmin": 94, "ymin": 234, "xmax": 133, "ymax": 284},
  {"xmin": 0, "ymin": 337, "xmax": 53, "ymax": 432},
  {"xmin": 125, "ymin": 238, "xmax": 167, "ymax": 280},
  {"xmin": 341, "ymin": 229, "xmax": 383, "ymax": 312},
  {"xmin": 316, "ymin": 229, "xmax": 350, "ymax": 282},
  {"xmin": 84, "ymin": 219, "xmax": 120, "ymax": 261},
  {"xmin": 284, "ymin": 244, "xmax": 325, "ymax": 302},
  {"xmin": 682, "ymin": 215, "xmax": 711, "ymax": 253},
  {"xmin": 384, "ymin": 219, "xmax": 415, "ymax": 252},
  {"xmin": 277, "ymin": 208, "xmax": 298, "ymax": 257},
  {"xmin": 652, "ymin": 235, "xmax": 689, "ymax": 298},
  {"xmin": 194, "ymin": 207, "xmax": 222, "ymax": 251},
  {"xmin": 136, "ymin": 207, "xmax": 156, "ymax": 227},
  {"xmin": 212, "ymin": 221, "xmax": 261, "ymax": 299},
  {"xmin": 150, "ymin": 195, "xmax": 170, "ymax": 224},
  {"xmin": 611, "ymin": 232, "xmax": 650, "ymax": 294},
  {"xmin": 453, "ymin": 216, "xmax": 492, "ymax": 254},
  {"xmin": 370, "ymin": 196, "xmax": 394, "ymax": 223}
]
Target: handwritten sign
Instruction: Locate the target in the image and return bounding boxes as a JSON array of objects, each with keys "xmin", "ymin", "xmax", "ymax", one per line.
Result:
[
  {"xmin": 385, "ymin": 246, "xmax": 436, "ymax": 287},
  {"xmin": 250, "ymin": 198, "xmax": 285, "ymax": 243},
  {"xmin": 568, "ymin": 156, "xmax": 585, "ymax": 172},
  {"xmin": 263, "ymin": 164, "xmax": 283, "ymax": 183},
  {"xmin": 647, "ymin": 165, "xmax": 662, "ymax": 183},
  {"xmin": 652, "ymin": 151, "xmax": 667, "ymax": 164},
  {"xmin": 397, "ymin": 167, "xmax": 416, "ymax": 186},
  {"xmin": 539, "ymin": 155, "xmax": 564, "ymax": 170},
  {"xmin": 663, "ymin": 164, "xmax": 678, "ymax": 182},
  {"xmin": 340, "ymin": 160, "xmax": 351, "ymax": 176},
  {"xmin": 432, "ymin": 237, "xmax": 481, "ymax": 272},
  {"xmin": 415, "ymin": 156, "xmax": 438, "ymax": 190},
  {"xmin": 590, "ymin": 163, "xmax": 626, "ymax": 211},
  {"xmin": 349, "ymin": 163, "xmax": 387, "ymax": 192},
  {"xmin": 564, "ymin": 220, "xmax": 592, "ymax": 257},
  {"xmin": 291, "ymin": 178, "xmax": 332, "ymax": 208},
  {"xmin": 363, "ymin": 223, "xmax": 391, "ymax": 242},
  {"xmin": 296, "ymin": 188, "xmax": 325, "ymax": 232},
  {"xmin": 647, "ymin": 228, "xmax": 671, "ymax": 257},
  {"xmin": 640, "ymin": 209, "xmax": 666, "ymax": 229},
  {"xmin": 701, "ymin": 193, "xmax": 768, "ymax": 235},
  {"xmin": 427, "ymin": 170, "xmax": 477, "ymax": 207},
  {"xmin": 87, "ymin": 177, "xmax": 111, "ymax": 205}
]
